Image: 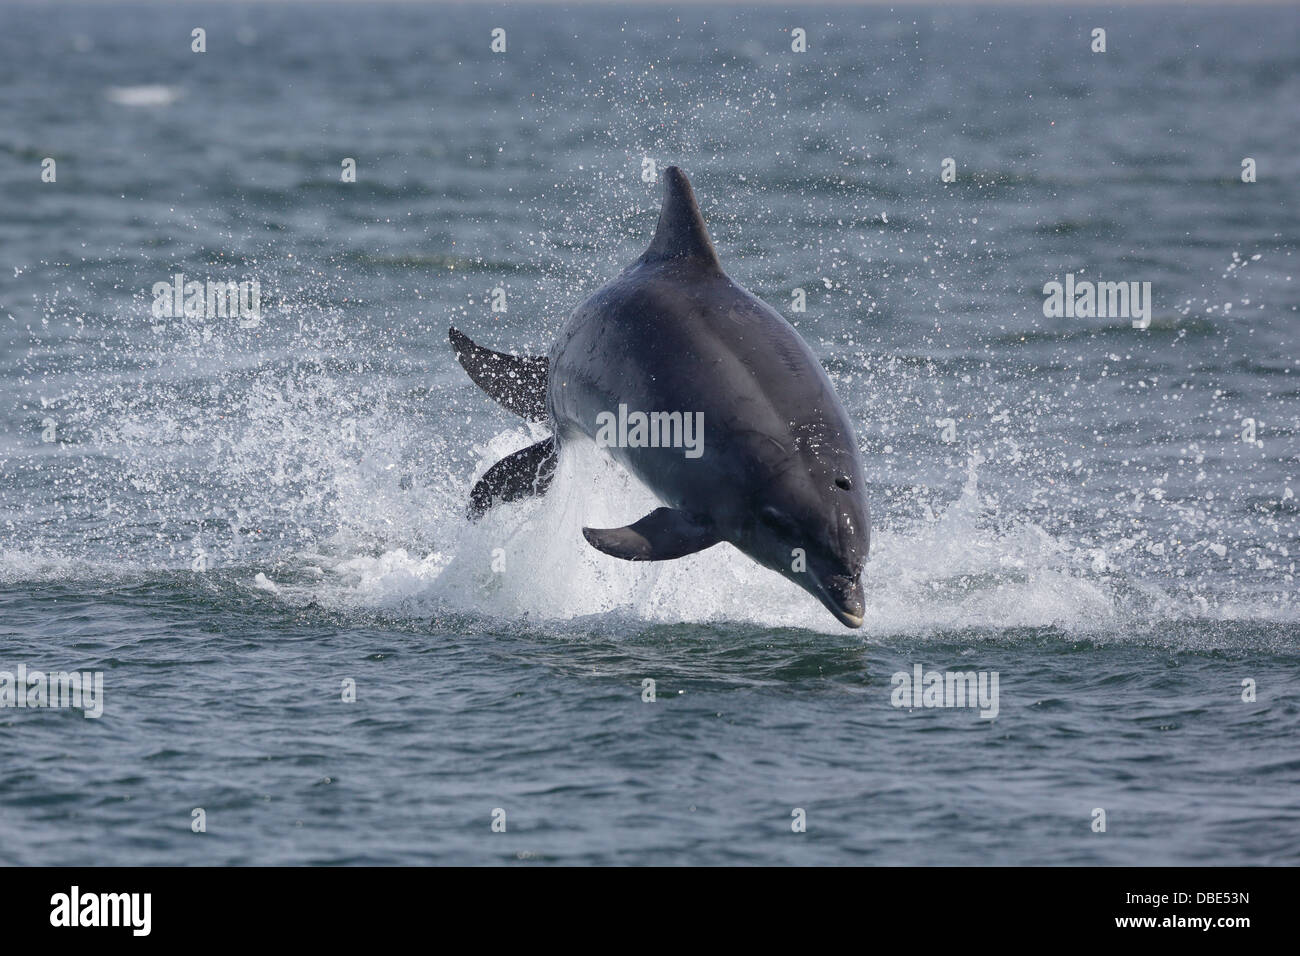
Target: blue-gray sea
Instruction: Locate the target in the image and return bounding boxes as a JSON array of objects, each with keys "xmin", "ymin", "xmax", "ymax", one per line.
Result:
[{"xmin": 1, "ymin": 2, "xmax": 1297, "ymax": 865}]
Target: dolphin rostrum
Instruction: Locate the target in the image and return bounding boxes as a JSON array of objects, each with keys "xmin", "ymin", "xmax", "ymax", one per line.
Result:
[{"xmin": 449, "ymin": 166, "xmax": 870, "ymax": 627}]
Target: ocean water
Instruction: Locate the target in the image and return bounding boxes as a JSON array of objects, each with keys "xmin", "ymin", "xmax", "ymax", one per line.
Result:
[{"xmin": 1, "ymin": 2, "xmax": 1297, "ymax": 865}]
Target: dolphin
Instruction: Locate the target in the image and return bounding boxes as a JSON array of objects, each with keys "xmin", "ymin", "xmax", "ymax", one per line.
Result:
[{"xmin": 449, "ymin": 166, "xmax": 870, "ymax": 627}]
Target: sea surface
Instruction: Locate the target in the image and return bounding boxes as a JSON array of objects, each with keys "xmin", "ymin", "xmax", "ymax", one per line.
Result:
[{"xmin": 1, "ymin": 2, "xmax": 1297, "ymax": 865}]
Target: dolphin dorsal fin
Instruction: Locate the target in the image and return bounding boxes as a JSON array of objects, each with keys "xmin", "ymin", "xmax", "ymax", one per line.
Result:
[{"xmin": 642, "ymin": 166, "xmax": 721, "ymax": 268}]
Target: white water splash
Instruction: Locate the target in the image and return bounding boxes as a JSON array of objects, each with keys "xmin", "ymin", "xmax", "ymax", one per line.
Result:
[{"xmin": 284, "ymin": 439, "xmax": 1122, "ymax": 637}]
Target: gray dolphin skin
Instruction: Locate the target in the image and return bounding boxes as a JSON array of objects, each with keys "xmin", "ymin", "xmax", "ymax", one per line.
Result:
[{"xmin": 449, "ymin": 166, "xmax": 870, "ymax": 627}]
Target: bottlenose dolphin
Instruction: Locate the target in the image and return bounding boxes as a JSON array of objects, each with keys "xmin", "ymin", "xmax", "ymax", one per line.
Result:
[{"xmin": 449, "ymin": 167, "xmax": 870, "ymax": 627}]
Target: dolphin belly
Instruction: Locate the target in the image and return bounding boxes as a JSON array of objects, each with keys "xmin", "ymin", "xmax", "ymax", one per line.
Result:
[{"xmin": 548, "ymin": 263, "xmax": 856, "ymax": 522}]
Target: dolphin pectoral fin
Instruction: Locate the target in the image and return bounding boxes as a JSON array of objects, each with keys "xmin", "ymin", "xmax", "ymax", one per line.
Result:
[
  {"xmin": 449, "ymin": 326, "xmax": 549, "ymax": 422},
  {"xmin": 582, "ymin": 508, "xmax": 720, "ymax": 561},
  {"xmin": 469, "ymin": 437, "xmax": 557, "ymax": 520}
]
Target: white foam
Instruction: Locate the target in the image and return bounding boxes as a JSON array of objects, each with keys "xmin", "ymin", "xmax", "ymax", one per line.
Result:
[
  {"xmin": 105, "ymin": 85, "xmax": 182, "ymax": 107},
  {"xmin": 285, "ymin": 440, "xmax": 1129, "ymax": 637}
]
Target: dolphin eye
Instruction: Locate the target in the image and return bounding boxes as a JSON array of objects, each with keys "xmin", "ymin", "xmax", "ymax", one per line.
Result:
[{"xmin": 835, "ymin": 476, "xmax": 852, "ymax": 491}]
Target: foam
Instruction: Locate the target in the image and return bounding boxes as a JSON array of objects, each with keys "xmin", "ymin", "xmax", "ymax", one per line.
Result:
[{"xmin": 279, "ymin": 440, "xmax": 1137, "ymax": 637}]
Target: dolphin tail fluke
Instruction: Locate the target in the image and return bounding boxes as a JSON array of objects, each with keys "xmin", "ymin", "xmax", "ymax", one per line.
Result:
[
  {"xmin": 583, "ymin": 507, "xmax": 720, "ymax": 561},
  {"xmin": 449, "ymin": 327, "xmax": 549, "ymax": 422},
  {"xmin": 468, "ymin": 436, "xmax": 557, "ymax": 520}
]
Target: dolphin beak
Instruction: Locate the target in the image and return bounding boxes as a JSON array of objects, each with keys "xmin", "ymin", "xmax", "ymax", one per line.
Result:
[{"xmin": 818, "ymin": 573, "xmax": 865, "ymax": 629}]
